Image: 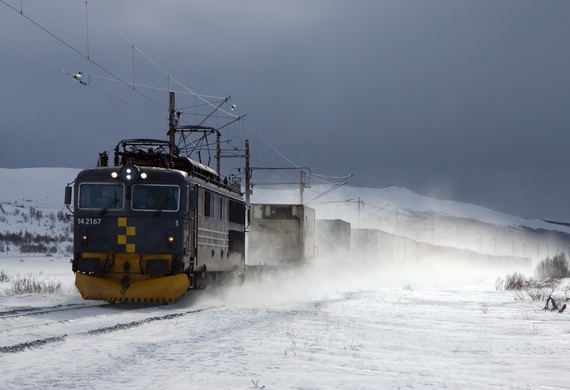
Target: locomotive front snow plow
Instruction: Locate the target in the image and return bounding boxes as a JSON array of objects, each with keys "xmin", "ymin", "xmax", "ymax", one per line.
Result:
[
  {"xmin": 73, "ymin": 251, "xmax": 191, "ymax": 302},
  {"xmin": 75, "ymin": 272, "xmax": 190, "ymax": 303}
]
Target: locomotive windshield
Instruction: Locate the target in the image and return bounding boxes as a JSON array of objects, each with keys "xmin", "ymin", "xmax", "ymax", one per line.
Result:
[
  {"xmin": 132, "ymin": 184, "xmax": 180, "ymax": 212},
  {"xmin": 78, "ymin": 183, "xmax": 124, "ymax": 211}
]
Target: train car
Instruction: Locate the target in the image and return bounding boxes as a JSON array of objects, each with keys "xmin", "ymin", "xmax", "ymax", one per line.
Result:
[
  {"xmin": 351, "ymin": 228, "xmax": 388, "ymax": 262},
  {"xmin": 316, "ymin": 219, "xmax": 351, "ymax": 260},
  {"xmin": 66, "ymin": 139, "xmax": 246, "ymax": 302},
  {"xmin": 247, "ymin": 203, "xmax": 316, "ymax": 266}
]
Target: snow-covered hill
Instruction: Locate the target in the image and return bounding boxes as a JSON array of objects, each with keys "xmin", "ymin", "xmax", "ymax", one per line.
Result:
[
  {"xmin": 0, "ymin": 168, "xmax": 78, "ymax": 254},
  {"xmin": 253, "ymin": 184, "xmax": 570, "ymax": 233},
  {"xmin": 0, "ymin": 167, "xmax": 79, "ymax": 209}
]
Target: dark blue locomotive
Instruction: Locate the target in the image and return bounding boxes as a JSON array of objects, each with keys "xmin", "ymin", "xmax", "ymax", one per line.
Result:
[{"xmin": 66, "ymin": 138, "xmax": 246, "ymax": 302}]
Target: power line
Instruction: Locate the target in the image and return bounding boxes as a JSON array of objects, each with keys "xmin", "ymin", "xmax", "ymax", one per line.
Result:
[
  {"xmin": 0, "ymin": 0, "xmax": 166, "ymax": 113},
  {"xmin": 85, "ymin": 1, "xmax": 239, "ymax": 120},
  {"xmin": 0, "ymin": 42, "xmax": 72, "ymax": 77},
  {"xmin": 2, "ymin": 0, "xmax": 351, "ymax": 187},
  {"xmin": 0, "ymin": 41, "xmax": 163, "ymax": 120}
]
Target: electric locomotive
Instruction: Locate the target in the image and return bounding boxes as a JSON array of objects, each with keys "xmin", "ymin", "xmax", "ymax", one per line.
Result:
[{"xmin": 65, "ymin": 138, "xmax": 246, "ymax": 302}]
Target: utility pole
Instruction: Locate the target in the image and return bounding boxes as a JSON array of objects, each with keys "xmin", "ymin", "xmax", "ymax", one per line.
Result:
[
  {"xmin": 168, "ymin": 92, "xmax": 175, "ymax": 152},
  {"xmin": 300, "ymin": 170, "xmax": 304, "ymax": 204},
  {"xmin": 245, "ymin": 139, "xmax": 251, "ymax": 206},
  {"xmin": 216, "ymin": 130, "xmax": 221, "ymax": 174},
  {"xmin": 431, "ymin": 217, "xmax": 434, "ymax": 245},
  {"xmin": 357, "ymin": 197, "xmax": 362, "ymax": 227}
]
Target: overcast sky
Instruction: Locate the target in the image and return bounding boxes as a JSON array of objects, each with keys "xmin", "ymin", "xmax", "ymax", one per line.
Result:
[{"xmin": 1, "ymin": 1, "xmax": 570, "ymax": 221}]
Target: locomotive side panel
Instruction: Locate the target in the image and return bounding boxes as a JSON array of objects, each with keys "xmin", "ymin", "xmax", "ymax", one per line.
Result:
[{"xmin": 194, "ymin": 186, "xmax": 245, "ymax": 272}]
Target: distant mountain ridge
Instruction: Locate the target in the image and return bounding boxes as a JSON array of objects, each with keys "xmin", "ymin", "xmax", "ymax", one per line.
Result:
[
  {"xmin": 1, "ymin": 167, "xmax": 569, "ymax": 232},
  {"xmin": 252, "ymin": 184, "xmax": 570, "ymax": 234}
]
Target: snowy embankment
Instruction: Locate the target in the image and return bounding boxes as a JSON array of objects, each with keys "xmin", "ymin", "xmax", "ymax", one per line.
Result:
[{"xmin": 1, "ymin": 255, "xmax": 569, "ymax": 389}]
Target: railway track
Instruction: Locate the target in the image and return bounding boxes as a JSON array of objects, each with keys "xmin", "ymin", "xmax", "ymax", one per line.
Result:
[
  {"xmin": 0, "ymin": 300, "xmax": 208, "ymax": 354},
  {"xmin": 0, "ymin": 302, "xmax": 108, "ymax": 320}
]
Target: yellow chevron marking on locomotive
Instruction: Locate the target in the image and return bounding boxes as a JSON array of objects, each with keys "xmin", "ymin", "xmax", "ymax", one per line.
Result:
[{"xmin": 117, "ymin": 217, "xmax": 136, "ymax": 253}]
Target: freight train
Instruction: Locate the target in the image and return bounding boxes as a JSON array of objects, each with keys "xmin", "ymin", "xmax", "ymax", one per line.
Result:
[
  {"xmin": 65, "ymin": 138, "xmax": 247, "ymax": 302},
  {"xmin": 247, "ymin": 203, "xmax": 316, "ymax": 266}
]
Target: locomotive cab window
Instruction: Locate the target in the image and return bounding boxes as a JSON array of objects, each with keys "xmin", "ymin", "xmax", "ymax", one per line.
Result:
[
  {"xmin": 132, "ymin": 184, "xmax": 180, "ymax": 211},
  {"xmin": 78, "ymin": 183, "xmax": 124, "ymax": 210}
]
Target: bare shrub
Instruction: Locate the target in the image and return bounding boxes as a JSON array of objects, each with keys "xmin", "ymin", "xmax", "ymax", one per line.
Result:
[
  {"xmin": 535, "ymin": 252, "xmax": 569, "ymax": 280},
  {"xmin": 0, "ymin": 270, "xmax": 9, "ymax": 283},
  {"xmin": 544, "ymin": 296, "xmax": 567, "ymax": 313},
  {"xmin": 284, "ymin": 327, "xmax": 299, "ymax": 356},
  {"xmin": 515, "ymin": 287, "xmax": 549, "ymax": 302},
  {"xmin": 343, "ymin": 338, "xmax": 362, "ymax": 351},
  {"xmin": 504, "ymin": 272, "xmax": 561, "ymax": 302},
  {"xmin": 495, "ymin": 277, "xmax": 504, "ymax": 291},
  {"xmin": 504, "ymin": 272, "xmax": 528, "ymax": 290},
  {"xmin": 8, "ymin": 276, "xmax": 62, "ymax": 294}
]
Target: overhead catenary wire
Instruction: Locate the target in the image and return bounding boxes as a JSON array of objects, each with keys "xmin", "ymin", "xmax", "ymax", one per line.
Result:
[
  {"xmin": 0, "ymin": 0, "xmax": 166, "ymax": 114},
  {"xmin": 0, "ymin": 23, "xmax": 223, "ymax": 105},
  {"xmin": 241, "ymin": 120, "xmax": 352, "ymax": 185},
  {"xmin": 66, "ymin": 71, "xmax": 228, "ymax": 100},
  {"xmin": 85, "ymin": 1, "xmax": 239, "ymax": 120},
  {"xmin": 2, "ymin": 0, "xmax": 351, "ymax": 196},
  {"xmin": 0, "ymin": 41, "xmax": 164, "ymax": 120},
  {"xmin": 0, "ymin": 42, "xmax": 72, "ymax": 76}
]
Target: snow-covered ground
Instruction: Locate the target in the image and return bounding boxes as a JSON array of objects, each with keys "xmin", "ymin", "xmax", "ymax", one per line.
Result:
[
  {"xmin": 1, "ymin": 254, "xmax": 568, "ymax": 389},
  {"xmin": 1, "ymin": 167, "xmax": 569, "ymax": 389}
]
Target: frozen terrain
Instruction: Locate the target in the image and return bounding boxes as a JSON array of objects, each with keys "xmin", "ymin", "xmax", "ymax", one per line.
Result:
[
  {"xmin": 1, "ymin": 167, "xmax": 569, "ymax": 389},
  {"xmin": 1, "ymin": 254, "xmax": 569, "ymax": 389}
]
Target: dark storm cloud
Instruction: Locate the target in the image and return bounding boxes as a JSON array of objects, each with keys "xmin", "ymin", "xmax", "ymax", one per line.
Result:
[{"xmin": 1, "ymin": 1, "xmax": 570, "ymax": 221}]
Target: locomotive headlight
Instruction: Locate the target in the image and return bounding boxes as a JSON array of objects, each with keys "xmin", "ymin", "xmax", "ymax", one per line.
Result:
[
  {"xmin": 140, "ymin": 172, "xmax": 147, "ymax": 179},
  {"xmin": 120, "ymin": 164, "xmax": 139, "ymax": 183},
  {"xmin": 81, "ymin": 234, "xmax": 88, "ymax": 247},
  {"xmin": 111, "ymin": 172, "xmax": 118, "ymax": 179},
  {"xmin": 166, "ymin": 229, "xmax": 175, "ymax": 248}
]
